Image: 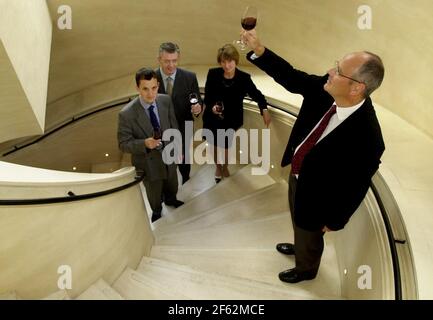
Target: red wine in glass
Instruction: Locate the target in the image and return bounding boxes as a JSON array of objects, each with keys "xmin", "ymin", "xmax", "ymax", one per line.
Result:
[
  {"xmin": 153, "ymin": 127, "xmax": 163, "ymax": 150},
  {"xmin": 234, "ymin": 6, "xmax": 258, "ymax": 51},
  {"xmin": 241, "ymin": 17, "xmax": 257, "ymax": 30},
  {"xmin": 215, "ymin": 101, "xmax": 224, "ymax": 120},
  {"xmin": 153, "ymin": 127, "xmax": 162, "ymax": 140}
]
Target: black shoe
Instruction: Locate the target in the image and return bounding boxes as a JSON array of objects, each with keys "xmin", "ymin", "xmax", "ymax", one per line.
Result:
[
  {"xmin": 278, "ymin": 268, "xmax": 316, "ymax": 283},
  {"xmin": 215, "ymin": 176, "xmax": 222, "ymax": 184},
  {"xmin": 276, "ymin": 243, "xmax": 295, "ymax": 255},
  {"xmin": 165, "ymin": 199, "xmax": 184, "ymax": 208},
  {"xmin": 151, "ymin": 211, "xmax": 162, "ymax": 223}
]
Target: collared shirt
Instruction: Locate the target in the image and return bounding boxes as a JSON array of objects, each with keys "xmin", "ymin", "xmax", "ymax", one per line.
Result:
[
  {"xmin": 319, "ymin": 99, "xmax": 365, "ymax": 142},
  {"xmin": 139, "ymin": 96, "xmax": 161, "ymax": 125},
  {"xmin": 159, "ymin": 68, "xmax": 177, "ymax": 93},
  {"xmin": 293, "ymin": 99, "xmax": 365, "ymax": 177}
]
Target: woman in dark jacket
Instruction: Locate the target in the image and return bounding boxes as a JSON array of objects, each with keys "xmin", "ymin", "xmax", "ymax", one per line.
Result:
[{"xmin": 203, "ymin": 44, "xmax": 271, "ymax": 182}]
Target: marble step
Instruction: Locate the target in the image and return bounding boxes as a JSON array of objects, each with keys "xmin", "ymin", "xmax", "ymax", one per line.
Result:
[
  {"xmin": 156, "ymin": 182, "xmax": 289, "ymax": 237},
  {"xmin": 76, "ymin": 279, "xmax": 124, "ymax": 300},
  {"xmin": 150, "ymin": 245, "xmax": 342, "ymax": 299},
  {"xmin": 156, "ymin": 212, "xmax": 293, "ymax": 248},
  {"xmin": 153, "ymin": 164, "xmax": 276, "ymax": 229},
  {"xmin": 0, "ymin": 291, "xmax": 21, "ymax": 300},
  {"xmin": 176, "ymin": 163, "xmax": 246, "ymax": 203},
  {"xmin": 112, "ymin": 267, "xmax": 189, "ymax": 300},
  {"xmin": 42, "ymin": 290, "xmax": 70, "ymax": 300},
  {"xmin": 135, "ymin": 257, "xmax": 318, "ymax": 300}
]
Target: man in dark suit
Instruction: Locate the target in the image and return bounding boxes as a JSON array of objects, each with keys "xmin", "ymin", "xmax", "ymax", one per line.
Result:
[
  {"xmin": 118, "ymin": 68, "xmax": 183, "ymax": 223},
  {"xmin": 156, "ymin": 42, "xmax": 202, "ymax": 184},
  {"xmin": 243, "ymin": 30, "xmax": 385, "ymax": 283}
]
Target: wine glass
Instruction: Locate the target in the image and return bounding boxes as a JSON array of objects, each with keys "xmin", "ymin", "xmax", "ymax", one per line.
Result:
[
  {"xmin": 189, "ymin": 93, "xmax": 200, "ymax": 115},
  {"xmin": 153, "ymin": 127, "xmax": 163, "ymax": 150},
  {"xmin": 234, "ymin": 5, "xmax": 258, "ymax": 51},
  {"xmin": 153, "ymin": 127, "xmax": 162, "ymax": 140},
  {"xmin": 215, "ymin": 101, "xmax": 224, "ymax": 120}
]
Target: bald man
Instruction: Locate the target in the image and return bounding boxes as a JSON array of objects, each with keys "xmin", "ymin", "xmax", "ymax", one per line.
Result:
[{"xmin": 243, "ymin": 30, "xmax": 385, "ymax": 283}]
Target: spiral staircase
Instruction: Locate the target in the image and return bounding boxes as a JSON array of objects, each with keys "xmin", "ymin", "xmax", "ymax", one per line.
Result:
[{"xmin": 17, "ymin": 163, "xmax": 340, "ymax": 300}]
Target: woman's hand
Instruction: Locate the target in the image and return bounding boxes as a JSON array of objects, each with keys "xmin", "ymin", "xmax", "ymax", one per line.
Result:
[{"xmin": 262, "ymin": 109, "xmax": 271, "ymax": 127}]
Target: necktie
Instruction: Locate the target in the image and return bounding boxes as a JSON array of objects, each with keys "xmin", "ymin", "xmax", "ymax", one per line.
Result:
[
  {"xmin": 148, "ymin": 105, "xmax": 160, "ymax": 129},
  {"xmin": 166, "ymin": 77, "xmax": 173, "ymax": 96},
  {"xmin": 291, "ymin": 104, "xmax": 337, "ymax": 174}
]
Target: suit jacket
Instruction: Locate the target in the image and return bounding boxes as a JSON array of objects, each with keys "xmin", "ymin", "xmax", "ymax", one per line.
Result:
[
  {"xmin": 247, "ymin": 49, "xmax": 385, "ymax": 231},
  {"xmin": 156, "ymin": 67, "xmax": 202, "ymax": 135},
  {"xmin": 203, "ymin": 67, "xmax": 267, "ymax": 131},
  {"xmin": 117, "ymin": 95, "xmax": 179, "ymax": 181}
]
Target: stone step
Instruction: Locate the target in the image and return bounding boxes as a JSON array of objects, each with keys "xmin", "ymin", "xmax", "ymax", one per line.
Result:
[
  {"xmin": 156, "ymin": 182, "xmax": 288, "ymax": 237},
  {"xmin": 112, "ymin": 267, "xmax": 189, "ymax": 300},
  {"xmin": 0, "ymin": 291, "xmax": 21, "ymax": 300},
  {"xmin": 153, "ymin": 164, "xmax": 276, "ymax": 229},
  {"xmin": 150, "ymin": 245, "xmax": 342, "ymax": 299},
  {"xmin": 76, "ymin": 279, "xmax": 124, "ymax": 300},
  {"xmin": 135, "ymin": 257, "xmax": 318, "ymax": 300},
  {"xmin": 42, "ymin": 290, "xmax": 70, "ymax": 300},
  {"xmin": 156, "ymin": 212, "xmax": 292, "ymax": 248}
]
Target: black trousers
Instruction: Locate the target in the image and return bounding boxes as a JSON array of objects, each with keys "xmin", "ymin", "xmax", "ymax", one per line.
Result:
[
  {"xmin": 288, "ymin": 173, "xmax": 324, "ymax": 276},
  {"xmin": 179, "ymin": 133, "xmax": 192, "ymax": 184},
  {"xmin": 178, "ymin": 163, "xmax": 190, "ymax": 184}
]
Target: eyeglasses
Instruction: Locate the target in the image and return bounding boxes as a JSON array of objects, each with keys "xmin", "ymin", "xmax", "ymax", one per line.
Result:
[{"xmin": 335, "ymin": 61, "xmax": 364, "ymax": 84}]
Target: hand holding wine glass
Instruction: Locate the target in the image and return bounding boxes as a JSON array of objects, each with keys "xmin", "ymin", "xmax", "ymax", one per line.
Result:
[
  {"xmin": 189, "ymin": 93, "xmax": 201, "ymax": 116},
  {"xmin": 234, "ymin": 5, "xmax": 258, "ymax": 51},
  {"xmin": 153, "ymin": 127, "xmax": 163, "ymax": 150},
  {"xmin": 213, "ymin": 101, "xmax": 225, "ymax": 120}
]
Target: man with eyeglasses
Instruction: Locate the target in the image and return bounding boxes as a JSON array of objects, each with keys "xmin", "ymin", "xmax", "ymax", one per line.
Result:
[{"xmin": 242, "ymin": 30, "xmax": 385, "ymax": 283}]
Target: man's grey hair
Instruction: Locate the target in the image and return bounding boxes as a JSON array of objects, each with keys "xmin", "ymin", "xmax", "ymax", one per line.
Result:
[
  {"xmin": 353, "ymin": 51, "xmax": 385, "ymax": 97},
  {"xmin": 159, "ymin": 42, "xmax": 180, "ymax": 55}
]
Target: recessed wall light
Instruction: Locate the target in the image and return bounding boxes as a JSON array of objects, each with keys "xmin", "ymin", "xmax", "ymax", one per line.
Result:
[
  {"xmin": 72, "ymin": 167, "xmax": 77, "ymax": 171},
  {"xmin": 105, "ymin": 153, "xmax": 109, "ymax": 157}
]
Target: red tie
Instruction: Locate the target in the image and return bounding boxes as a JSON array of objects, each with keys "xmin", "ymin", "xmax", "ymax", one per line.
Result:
[{"xmin": 291, "ymin": 104, "xmax": 337, "ymax": 175}]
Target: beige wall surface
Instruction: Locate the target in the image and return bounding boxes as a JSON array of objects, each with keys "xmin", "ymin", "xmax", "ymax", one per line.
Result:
[
  {"xmin": 0, "ymin": 0, "xmax": 52, "ymax": 141},
  {"xmin": 40, "ymin": 0, "xmax": 432, "ymax": 139},
  {"xmin": 0, "ymin": 41, "xmax": 43, "ymax": 143},
  {"xmin": 0, "ymin": 183, "xmax": 152, "ymax": 299}
]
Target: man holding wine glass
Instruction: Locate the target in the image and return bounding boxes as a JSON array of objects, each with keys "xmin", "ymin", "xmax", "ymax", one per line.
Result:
[
  {"xmin": 242, "ymin": 29, "xmax": 385, "ymax": 283},
  {"xmin": 118, "ymin": 68, "xmax": 184, "ymax": 223},
  {"xmin": 156, "ymin": 42, "xmax": 202, "ymax": 184}
]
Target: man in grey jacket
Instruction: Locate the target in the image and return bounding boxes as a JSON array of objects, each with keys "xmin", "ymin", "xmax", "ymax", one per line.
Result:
[{"xmin": 118, "ymin": 68, "xmax": 183, "ymax": 223}]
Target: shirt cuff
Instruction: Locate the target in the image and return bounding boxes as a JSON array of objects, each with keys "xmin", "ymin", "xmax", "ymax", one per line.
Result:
[{"xmin": 250, "ymin": 53, "xmax": 260, "ymax": 60}]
